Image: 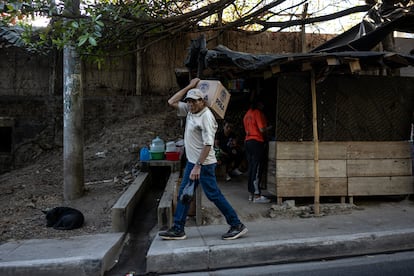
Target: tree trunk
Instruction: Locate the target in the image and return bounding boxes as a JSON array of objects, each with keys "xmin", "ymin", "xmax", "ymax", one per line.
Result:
[{"xmin": 63, "ymin": 45, "xmax": 84, "ymax": 200}]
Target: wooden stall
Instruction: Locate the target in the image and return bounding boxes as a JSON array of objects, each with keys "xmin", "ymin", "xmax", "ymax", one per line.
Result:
[{"xmin": 268, "ymin": 141, "xmax": 414, "ymax": 204}]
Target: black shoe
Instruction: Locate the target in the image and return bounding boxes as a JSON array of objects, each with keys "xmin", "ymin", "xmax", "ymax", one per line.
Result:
[
  {"xmin": 222, "ymin": 223, "xmax": 248, "ymax": 240},
  {"xmin": 159, "ymin": 226, "xmax": 186, "ymax": 240}
]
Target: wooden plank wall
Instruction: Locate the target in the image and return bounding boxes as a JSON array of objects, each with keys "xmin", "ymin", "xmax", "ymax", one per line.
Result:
[
  {"xmin": 268, "ymin": 141, "xmax": 414, "ymax": 203},
  {"xmin": 347, "ymin": 142, "xmax": 413, "ymax": 196}
]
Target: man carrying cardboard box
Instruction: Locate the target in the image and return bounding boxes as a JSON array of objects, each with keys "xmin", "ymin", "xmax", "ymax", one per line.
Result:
[{"xmin": 159, "ymin": 78, "xmax": 248, "ymax": 240}]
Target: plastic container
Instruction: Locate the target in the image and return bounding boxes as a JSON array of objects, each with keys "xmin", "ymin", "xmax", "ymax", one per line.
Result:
[
  {"xmin": 175, "ymin": 139, "xmax": 185, "ymax": 159},
  {"xmin": 140, "ymin": 146, "xmax": 150, "ymax": 161},
  {"xmin": 166, "ymin": 141, "xmax": 176, "ymax": 152},
  {"xmin": 150, "ymin": 151, "xmax": 164, "ymax": 160},
  {"xmin": 150, "ymin": 136, "xmax": 165, "ymax": 152},
  {"xmin": 165, "ymin": 151, "xmax": 180, "ymax": 161},
  {"xmin": 175, "ymin": 139, "xmax": 184, "ymax": 147}
]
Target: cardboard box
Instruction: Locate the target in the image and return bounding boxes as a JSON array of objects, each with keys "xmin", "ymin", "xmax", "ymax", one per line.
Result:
[{"xmin": 196, "ymin": 80, "xmax": 231, "ymax": 119}]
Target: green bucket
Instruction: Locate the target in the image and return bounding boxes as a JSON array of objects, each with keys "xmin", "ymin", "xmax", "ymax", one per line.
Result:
[{"xmin": 150, "ymin": 151, "xmax": 165, "ymax": 160}]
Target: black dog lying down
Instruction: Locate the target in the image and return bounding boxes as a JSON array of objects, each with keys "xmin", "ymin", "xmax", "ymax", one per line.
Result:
[{"xmin": 43, "ymin": 207, "xmax": 84, "ymax": 230}]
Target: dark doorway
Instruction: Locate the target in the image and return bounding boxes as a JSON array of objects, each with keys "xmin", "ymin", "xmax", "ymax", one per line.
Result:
[{"xmin": 0, "ymin": 127, "xmax": 12, "ymax": 153}]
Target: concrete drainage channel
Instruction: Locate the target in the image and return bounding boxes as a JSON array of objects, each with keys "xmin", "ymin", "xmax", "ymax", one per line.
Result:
[
  {"xmin": 105, "ymin": 166, "xmax": 173, "ymax": 275},
  {"xmin": 111, "ymin": 171, "xmax": 152, "ymax": 233},
  {"xmin": 111, "ymin": 165, "xmax": 175, "ymax": 232}
]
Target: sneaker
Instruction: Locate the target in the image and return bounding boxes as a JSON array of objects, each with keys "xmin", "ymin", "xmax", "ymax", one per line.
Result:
[
  {"xmin": 159, "ymin": 226, "xmax": 186, "ymax": 240},
  {"xmin": 248, "ymin": 194, "xmax": 253, "ymax": 201},
  {"xmin": 225, "ymin": 174, "xmax": 232, "ymax": 182},
  {"xmin": 253, "ymin": 195, "xmax": 270, "ymax": 204},
  {"xmin": 222, "ymin": 224, "xmax": 248, "ymax": 240},
  {"xmin": 231, "ymin": 168, "xmax": 243, "ymax": 176}
]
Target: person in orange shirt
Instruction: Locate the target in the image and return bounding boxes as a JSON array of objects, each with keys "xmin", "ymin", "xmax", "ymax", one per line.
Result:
[{"xmin": 243, "ymin": 100, "xmax": 271, "ymax": 203}]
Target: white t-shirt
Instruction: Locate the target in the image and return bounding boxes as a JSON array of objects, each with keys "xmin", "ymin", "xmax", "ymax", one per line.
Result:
[{"xmin": 177, "ymin": 101, "xmax": 218, "ymax": 165}]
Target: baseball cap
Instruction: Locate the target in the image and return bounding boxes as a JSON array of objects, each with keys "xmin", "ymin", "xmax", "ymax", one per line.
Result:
[{"xmin": 184, "ymin": 89, "xmax": 204, "ymax": 101}]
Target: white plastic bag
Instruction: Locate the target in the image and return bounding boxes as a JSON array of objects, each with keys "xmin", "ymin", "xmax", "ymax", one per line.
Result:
[{"xmin": 180, "ymin": 179, "xmax": 196, "ymax": 204}]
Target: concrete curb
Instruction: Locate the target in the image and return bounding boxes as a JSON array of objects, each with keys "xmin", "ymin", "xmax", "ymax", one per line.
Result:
[
  {"xmin": 146, "ymin": 228, "xmax": 414, "ymax": 274},
  {"xmin": 0, "ymin": 233, "xmax": 125, "ymax": 276}
]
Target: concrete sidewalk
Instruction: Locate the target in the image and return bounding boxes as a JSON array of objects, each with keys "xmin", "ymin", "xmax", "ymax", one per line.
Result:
[
  {"xmin": 146, "ymin": 175, "xmax": 414, "ymax": 274},
  {"xmin": 147, "ymin": 204, "xmax": 414, "ymax": 274},
  {"xmin": 1, "ymin": 172, "xmax": 414, "ymax": 276}
]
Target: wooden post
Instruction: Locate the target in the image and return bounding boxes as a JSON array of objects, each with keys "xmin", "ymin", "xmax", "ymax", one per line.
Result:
[
  {"xmin": 410, "ymin": 123, "xmax": 414, "ymax": 175},
  {"xmin": 217, "ymin": 10, "xmax": 223, "ymax": 45},
  {"xmin": 311, "ymin": 70, "xmax": 320, "ymax": 216},
  {"xmin": 196, "ymin": 186, "xmax": 202, "ymax": 225},
  {"xmin": 197, "ymin": 35, "xmax": 206, "ymax": 78},
  {"xmin": 301, "ymin": 3, "xmax": 308, "ymax": 53},
  {"xmin": 136, "ymin": 41, "xmax": 142, "ymax": 96}
]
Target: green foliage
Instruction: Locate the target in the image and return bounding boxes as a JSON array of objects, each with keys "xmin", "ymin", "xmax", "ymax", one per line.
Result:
[
  {"xmin": 0, "ymin": 0, "xmax": 378, "ymax": 61},
  {"xmin": 1, "ymin": 0, "xmax": 209, "ymax": 58},
  {"xmin": 1, "ymin": 0, "xmax": 113, "ymax": 60},
  {"xmin": 0, "ymin": 23, "xmax": 25, "ymax": 47}
]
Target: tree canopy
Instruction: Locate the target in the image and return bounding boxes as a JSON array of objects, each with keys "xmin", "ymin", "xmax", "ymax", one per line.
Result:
[{"xmin": 1, "ymin": 0, "xmax": 412, "ymax": 60}]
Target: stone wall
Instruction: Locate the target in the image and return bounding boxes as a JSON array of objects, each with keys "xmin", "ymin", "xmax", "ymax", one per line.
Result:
[{"xmin": 0, "ymin": 48, "xmax": 52, "ymax": 96}]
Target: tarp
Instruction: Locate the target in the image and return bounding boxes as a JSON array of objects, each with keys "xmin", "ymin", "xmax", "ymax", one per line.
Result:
[
  {"xmin": 311, "ymin": 2, "xmax": 414, "ymax": 52},
  {"xmin": 203, "ymin": 45, "xmax": 414, "ymax": 75}
]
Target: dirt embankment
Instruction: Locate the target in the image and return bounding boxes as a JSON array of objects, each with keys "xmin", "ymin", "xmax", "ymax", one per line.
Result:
[{"xmin": 0, "ymin": 110, "xmax": 182, "ymax": 242}]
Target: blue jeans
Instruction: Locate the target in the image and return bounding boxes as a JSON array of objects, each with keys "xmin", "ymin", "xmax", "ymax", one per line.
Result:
[{"xmin": 173, "ymin": 162, "xmax": 241, "ymax": 231}]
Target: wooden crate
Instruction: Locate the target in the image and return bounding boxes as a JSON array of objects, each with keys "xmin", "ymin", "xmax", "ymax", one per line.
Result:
[{"xmin": 269, "ymin": 141, "xmax": 414, "ymax": 204}]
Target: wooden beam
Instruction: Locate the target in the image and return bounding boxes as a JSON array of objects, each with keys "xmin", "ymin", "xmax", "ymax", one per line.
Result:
[
  {"xmin": 302, "ymin": 62, "xmax": 312, "ymax": 71},
  {"xmin": 136, "ymin": 42, "xmax": 143, "ymax": 95},
  {"xmin": 276, "ymin": 177, "xmax": 347, "ymax": 197},
  {"xmin": 196, "ymin": 185, "xmax": 202, "ymax": 225},
  {"xmin": 348, "ymin": 176, "xmax": 414, "ymax": 196},
  {"xmin": 348, "ymin": 60, "xmax": 361, "ymax": 72},
  {"xmin": 276, "ymin": 160, "xmax": 346, "ymax": 178},
  {"xmin": 271, "ymin": 65, "xmax": 281, "ymax": 74},
  {"xmin": 301, "ymin": 3, "xmax": 308, "ymax": 53},
  {"xmin": 263, "ymin": 70, "xmax": 273, "ymax": 79},
  {"xmin": 311, "ymin": 70, "xmax": 320, "ymax": 216},
  {"xmin": 326, "ymin": 57, "xmax": 340, "ymax": 66},
  {"xmin": 343, "ymin": 57, "xmax": 361, "ymax": 73}
]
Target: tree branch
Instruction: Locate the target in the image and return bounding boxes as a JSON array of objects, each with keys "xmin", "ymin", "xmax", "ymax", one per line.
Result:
[{"xmin": 256, "ymin": 5, "xmax": 372, "ymax": 31}]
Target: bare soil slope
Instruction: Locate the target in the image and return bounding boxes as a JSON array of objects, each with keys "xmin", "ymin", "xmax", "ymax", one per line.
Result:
[{"xmin": 0, "ymin": 110, "xmax": 182, "ymax": 242}]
